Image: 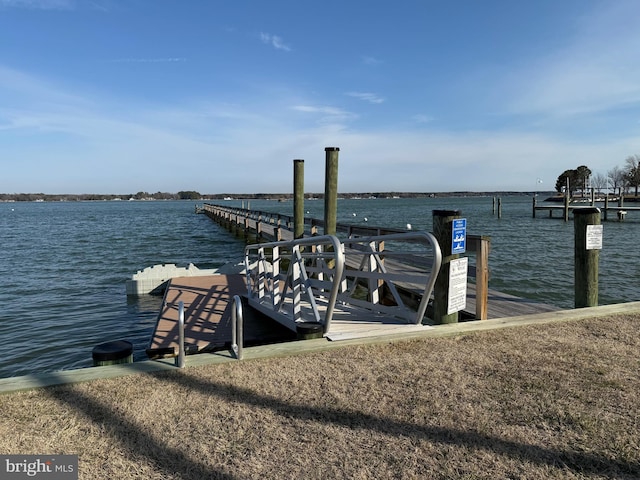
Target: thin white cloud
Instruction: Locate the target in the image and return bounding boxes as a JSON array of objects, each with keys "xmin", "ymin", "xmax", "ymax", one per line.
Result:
[
  {"xmin": 0, "ymin": 0, "xmax": 72, "ymax": 9},
  {"xmin": 291, "ymin": 104, "xmax": 357, "ymax": 125},
  {"xmin": 412, "ymin": 114, "xmax": 433, "ymax": 123},
  {"xmin": 260, "ymin": 32, "xmax": 291, "ymax": 52},
  {"xmin": 346, "ymin": 92, "xmax": 385, "ymax": 104},
  {"xmin": 109, "ymin": 58, "xmax": 187, "ymax": 63},
  {"xmin": 362, "ymin": 56, "xmax": 381, "ymax": 66}
]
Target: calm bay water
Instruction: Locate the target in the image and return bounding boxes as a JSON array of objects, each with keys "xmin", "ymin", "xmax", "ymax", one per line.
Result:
[{"xmin": 1, "ymin": 196, "xmax": 638, "ymax": 378}]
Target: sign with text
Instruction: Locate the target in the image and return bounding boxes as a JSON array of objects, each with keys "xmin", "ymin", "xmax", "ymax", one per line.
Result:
[
  {"xmin": 586, "ymin": 224, "xmax": 603, "ymax": 250},
  {"xmin": 452, "ymin": 218, "xmax": 466, "ymax": 254},
  {"xmin": 448, "ymin": 257, "xmax": 468, "ymax": 315}
]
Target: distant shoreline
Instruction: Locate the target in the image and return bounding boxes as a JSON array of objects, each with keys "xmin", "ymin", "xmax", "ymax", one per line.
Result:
[{"xmin": 1, "ymin": 191, "xmax": 555, "ymax": 203}]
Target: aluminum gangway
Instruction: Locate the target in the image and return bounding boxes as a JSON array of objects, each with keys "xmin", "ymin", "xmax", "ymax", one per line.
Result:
[{"xmin": 243, "ymin": 232, "xmax": 442, "ymax": 340}]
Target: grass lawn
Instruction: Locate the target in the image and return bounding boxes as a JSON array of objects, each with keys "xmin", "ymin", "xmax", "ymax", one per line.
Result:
[{"xmin": 1, "ymin": 314, "xmax": 639, "ymax": 479}]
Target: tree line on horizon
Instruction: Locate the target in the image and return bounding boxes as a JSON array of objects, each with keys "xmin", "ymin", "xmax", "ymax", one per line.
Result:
[
  {"xmin": 0, "ymin": 190, "xmax": 544, "ymax": 203},
  {"xmin": 555, "ymin": 154, "xmax": 640, "ymax": 197},
  {"xmin": 0, "ymin": 191, "xmax": 204, "ymax": 202}
]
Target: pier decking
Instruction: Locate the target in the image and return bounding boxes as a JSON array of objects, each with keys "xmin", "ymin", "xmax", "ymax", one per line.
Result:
[
  {"xmin": 533, "ymin": 195, "xmax": 640, "ymax": 221},
  {"xmin": 201, "ymin": 203, "xmax": 558, "ymax": 319},
  {"xmin": 146, "ymin": 275, "xmax": 295, "ymax": 358},
  {"xmin": 147, "ymin": 204, "xmax": 561, "ymax": 359}
]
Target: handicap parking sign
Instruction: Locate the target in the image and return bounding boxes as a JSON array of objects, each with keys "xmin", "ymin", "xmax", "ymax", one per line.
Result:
[{"xmin": 452, "ymin": 218, "xmax": 466, "ymax": 254}]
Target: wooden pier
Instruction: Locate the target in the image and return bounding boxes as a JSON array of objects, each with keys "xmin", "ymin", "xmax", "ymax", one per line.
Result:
[
  {"xmin": 201, "ymin": 203, "xmax": 558, "ymax": 320},
  {"xmin": 146, "ymin": 204, "xmax": 561, "ymax": 360},
  {"xmin": 533, "ymin": 194, "xmax": 640, "ymax": 221}
]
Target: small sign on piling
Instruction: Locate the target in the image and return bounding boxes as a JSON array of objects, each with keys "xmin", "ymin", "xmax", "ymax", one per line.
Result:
[
  {"xmin": 586, "ymin": 224, "xmax": 603, "ymax": 250},
  {"xmin": 452, "ymin": 218, "xmax": 467, "ymax": 254},
  {"xmin": 448, "ymin": 257, "xmax": 468, "ymax": 314}
]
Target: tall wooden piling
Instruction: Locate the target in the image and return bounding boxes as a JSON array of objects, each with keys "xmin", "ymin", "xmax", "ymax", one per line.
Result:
[
  {"xmin": 532, "ymin": 196, "xmax": 536, "ymax": 218},
  {"xmin": 432, "ymin": 209, "xmax": 461, "ymax": 324},
  {"xmin": 293, "ymin": 159, "xmax": 305, "ymax": 239},
  {"xmin": 574, "ymin": 207, "xmax": 601, "ymax": 308},
  {"xmin": 324, "ymin": 147, "xmax": 340, "ymax": 236}
]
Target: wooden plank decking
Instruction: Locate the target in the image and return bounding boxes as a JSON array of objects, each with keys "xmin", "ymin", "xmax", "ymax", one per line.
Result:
[
  {"xmin": 146, "ymin": 275, "xmax": 295, "ymax": 358},
  {"xmin": 144, "ymin": 204, "xmax": 561, "ymax": 355},
  {"xmin": 148, "ymin": 275, "xmax": 561, "ymax": 355},
  {"xmin": 464, "ymin": 283, "xmax": 559, "ymax": 318}
]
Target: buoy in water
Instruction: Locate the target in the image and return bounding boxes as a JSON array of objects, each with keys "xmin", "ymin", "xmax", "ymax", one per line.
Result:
[
  {"xmin": 92, "ymin": 340, "xmax": 133, "ymax": 366},
  {"xmin": 406, "ymin": 223, "xmax": 412, "ymax": 230}
]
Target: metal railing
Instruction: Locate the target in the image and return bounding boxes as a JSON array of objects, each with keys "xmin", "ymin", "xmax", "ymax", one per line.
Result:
[
  {"xmin": 244, "ymin": 232, "xmax": 441, "ymax": 335},
  {"xmin": 245, "ymin": 235, "xmax": 344, "ymax": 334},
  {"xmin": 338, "ymin": 232, "xmax": 442, "ymax": 324},
  {"xmin": 175, "ymin": 301, "xmax": 185, "ymax": 368},
  {"xmin": 203, "ymin": 203, "xmax": 489, "ymax": 319},
  {"xmin": 231, "ymin": 295, "xmax": 244, "ymax": 360}
]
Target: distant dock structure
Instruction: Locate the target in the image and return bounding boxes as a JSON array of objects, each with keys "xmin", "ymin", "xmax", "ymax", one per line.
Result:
[{"xmin": 533, "ymin": 191, "xmax": 640, "ymax": 221}]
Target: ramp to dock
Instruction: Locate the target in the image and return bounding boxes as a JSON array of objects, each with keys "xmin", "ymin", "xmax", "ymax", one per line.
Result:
[{"xmin": 146, "ymin": 275, "xmax": 294, "ymax": 358}]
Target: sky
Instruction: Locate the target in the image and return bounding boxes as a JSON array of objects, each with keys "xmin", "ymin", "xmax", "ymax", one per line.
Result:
[{"xmin": 1, "ymin": 0, "xmax": 640, "ymax": 194}]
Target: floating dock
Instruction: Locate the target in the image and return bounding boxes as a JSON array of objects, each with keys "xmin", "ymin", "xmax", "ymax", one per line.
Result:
[{"xmin": 146, "ymin": 274, "xmax": 295, "ymax": 359}]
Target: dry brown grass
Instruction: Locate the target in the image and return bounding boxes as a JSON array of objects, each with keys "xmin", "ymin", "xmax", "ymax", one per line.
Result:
[{"xmin": 1, "ymin": 314, "xmax": 639, "ymax": 479}]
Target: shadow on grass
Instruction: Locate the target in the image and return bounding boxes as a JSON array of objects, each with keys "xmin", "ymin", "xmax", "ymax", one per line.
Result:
[
  {"xmin": 43, "ymin": 370, "xmax": 237, "ymax": 480},
  {"xmin": 42, "ymin": 365, "xmax": 639, "ymax": 479},
  {"xmin": 150, "ymin": 368, "xmax": 639, "ymax": 478}
]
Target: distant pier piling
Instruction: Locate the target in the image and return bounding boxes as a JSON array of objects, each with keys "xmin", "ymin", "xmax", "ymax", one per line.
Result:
[
  {"xmin": 493, "ymin": 197, "xmax": 502, "ymax": 218},
  {"xmin": 293, "ymin": 159, "xmax": 305, "ymax": 239},
  {"xmin": 324, "ymin": 147, "xmax": 339, "ymax": 236}
]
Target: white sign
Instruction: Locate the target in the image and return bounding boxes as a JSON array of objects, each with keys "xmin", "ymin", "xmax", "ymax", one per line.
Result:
[
  {"xmin": 448, "ymin": 257, "xmax": 468, "ymax": 315},
  {"xmin": 586, "ymin": 224, "xmax": 603, "ymax": 250}
]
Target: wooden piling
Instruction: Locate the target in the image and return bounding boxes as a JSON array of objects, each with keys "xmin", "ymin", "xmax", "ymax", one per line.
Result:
[
  {"xmin": 324, "ymin": 147, "xmax": 339, "ymax": 236},
  {"xmin": 293, "ymin": 159, "xmax": 305, "ymax": 239},
  {"xmin": 498, "ymin": 197, "xmax": 502, "ymax": 219},
  {"xmin": 432, "ymin": 209, "xmax": 461, "ymax": 324},
  {"xmin": 574, "ymin": 207, "xmax": 601, "ymax": 308},
  {"xmin": 532, "ymin": 196, "xmax": 536, "ymax": 218}
]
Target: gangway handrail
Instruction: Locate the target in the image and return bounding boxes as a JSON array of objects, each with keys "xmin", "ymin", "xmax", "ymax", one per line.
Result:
[
  {"xmin": 231, "ymin": 295, "xmax": 244, "ymax": 360},
  {"xmin": 244, "ymin": 235, "xmax": 344, "ymax": 334},
  {"xmin": 175, "ymin": 301, "xmax": 185, "ymax": 368},
  {"xmin": 244, "ymin": 232, "xmax": 441, "ymax": 335},
  {"xmin": 340, "ymin": 231, "xmax": 442, "ymax": 324}
]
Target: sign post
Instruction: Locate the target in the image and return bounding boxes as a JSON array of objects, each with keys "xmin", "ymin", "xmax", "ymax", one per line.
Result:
[
  {"xmin": 433, "ymin": 210, "xmax": 463, "ymax": 324},
  {"xmin": 574, "ymin": 207, "xmax": 601, "ymax": 308}
]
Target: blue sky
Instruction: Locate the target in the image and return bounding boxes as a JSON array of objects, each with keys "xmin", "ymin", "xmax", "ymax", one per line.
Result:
[{"xmin": 1, "ymin": 0, "xmax": 640, "ymax": 194}]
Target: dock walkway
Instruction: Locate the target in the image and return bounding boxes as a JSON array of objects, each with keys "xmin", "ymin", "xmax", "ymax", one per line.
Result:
[
  {"xmin": 147, "ymin": 206, "xmax": 560, "ymax": 359},
  {"xmin": 201, "ymin": 203, "xmax": 557, "ymax": 319},
  {"xmin": 146, "ymin": 275, "xmax": 295, "ymax": 359},
  {"xmin": 533, "ymin": 195, "xmax": 640, "ymax": 221}
]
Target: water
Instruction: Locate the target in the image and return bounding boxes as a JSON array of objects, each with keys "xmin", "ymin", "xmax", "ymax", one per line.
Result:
[{"xmin": 1, "ymin": 196, "xmax": 638, "ymax": 379}]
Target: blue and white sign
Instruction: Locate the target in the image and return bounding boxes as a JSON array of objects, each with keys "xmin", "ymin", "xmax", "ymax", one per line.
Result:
[{"xmin": 452, "ymin": 218, "xmax": 466, "ymax": 254}]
